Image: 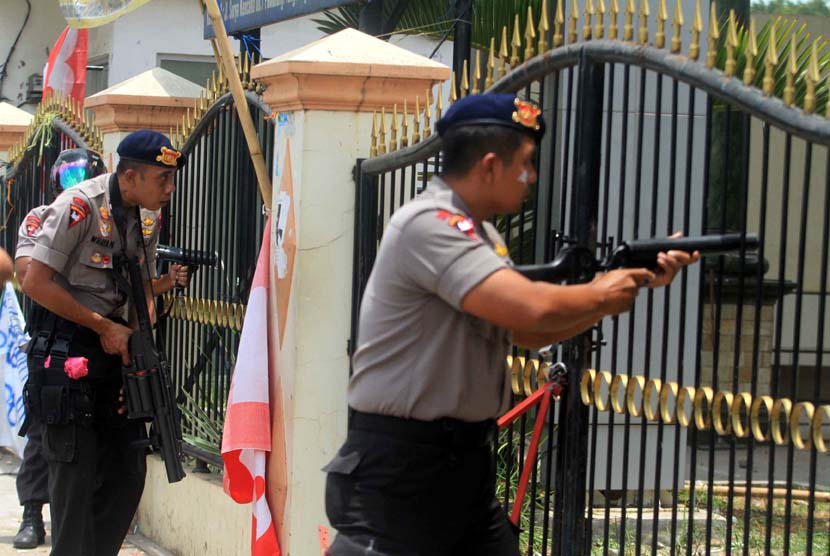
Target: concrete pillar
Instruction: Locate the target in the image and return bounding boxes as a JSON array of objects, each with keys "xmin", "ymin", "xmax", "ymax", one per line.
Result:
[
  {"xmin": 85, "ymin": 67, "xmax": 202, "ymax": 166},
  {"xmin": 251, "ymin": 27, "xmax": 448, "ymax": 555}
]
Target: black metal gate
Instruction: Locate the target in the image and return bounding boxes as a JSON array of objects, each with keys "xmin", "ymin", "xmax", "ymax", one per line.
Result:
[
  {"xmin": 352, "ymin": 11, "xmax": 830, "ymax": 556},
  {"xmin": 157, "ymin": 65, "xmax": 273, "ymax": 467}
]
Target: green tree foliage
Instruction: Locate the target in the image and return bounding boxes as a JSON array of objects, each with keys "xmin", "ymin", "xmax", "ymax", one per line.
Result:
[
  {"xmin": 313, "ymin": 0, "xmax": 546, "ymax": 50},
  {"xmin": 752, "ymin": 0, "xmax": 830, "ymax": 16}
]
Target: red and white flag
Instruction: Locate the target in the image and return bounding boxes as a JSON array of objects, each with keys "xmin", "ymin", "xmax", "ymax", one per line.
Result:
[
  {"xmin": 43, "ymin": 27, "xmax": 88, "ymax": 104},
  {"xmin": 222, "ymin": 218, "xmax": 281, "ymax": 556}
]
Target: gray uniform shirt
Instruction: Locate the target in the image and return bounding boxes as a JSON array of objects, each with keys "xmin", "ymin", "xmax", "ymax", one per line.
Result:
[
  {"xmin": 349, "ymin": 178, "xmax": 514, "ymax": 422},
  {"xmin": 31, "ymin": 173, "xmax": 159, "ymax": 318},
  {"xmin": 16, "ymin": 205, "xmax": 49, "ymax": 259}
]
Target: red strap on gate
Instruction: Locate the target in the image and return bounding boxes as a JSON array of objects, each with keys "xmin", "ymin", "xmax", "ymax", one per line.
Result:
[{"xmin": 507, "ymin": 385, "xmax": 553, "ymax": 526}]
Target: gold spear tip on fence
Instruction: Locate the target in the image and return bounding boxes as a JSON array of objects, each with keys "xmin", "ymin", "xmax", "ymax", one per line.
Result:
[
  {"xmin": 784, "ymin": 33, "xmax": 797, "ymax": 105},
  {"xmin": 423, "ymin": 90, "xmax": 432, "ymax": 139},
  {"xmin": 554, "ymin": 0, "xmax": 565, "ymax": 46},
  {"xmin": 763, "ymin": 21, "xmax": 779, "ymax": 95},
  {"xmin": 671, "ymin": 0, "xmax": 684, "ymax": 53},
  {"xmin": 525, "ymin": 5, "xmax": 537, "ymax": 61},
  {"xmin": 725, "ymin": 9, "xmax": 739, "ymax": 76},
  {"xmin": 656, "ymin": 0, "xmax": 668, "ymax": 48},
  {"xmin": 639, "ymin": 0, "xmax": 650, "ymax": 45},
  {"xmin": 487, "ymin": 38, "xmax": 496, "ymax": 88},
  {"xmin": 805, "ymin": 41, "xmax": 820, "ymax": 114},
  {"xmin": 511, "ymin": 14, "xmax": 522, "ymax": 66},
  {"xmin": 450, "ymin": 71, "xmax": 458, "ymax": 102},
  {"xmin": 570, "ymin": 0, "xmax": 581, "ymax": 44},
  {"xmin": 413, "ymin": 95, "xmax": 422, "ymax": 144},
  {"xmin": 369, "ymin": 111, "xmax": 378, "ymax": 157},
  {"xmin": 461, "ymin": 60, "xmax": 470, "ymax": 97},
  {"xmin": 390, "ymin": 103, "xmax": 399, "ymax": 152},
  {"xmin": 401, "ymin": 99, "xmax": 409, "ymax": 148},
  {"xmin": 500, "ymin": 26, "xmax": 510, "ymax": 75},
  {"xmin": 378, "ymin": 106, "xmax": 387, "ymax": 155},
  {"xmin": 539, "ymin": 0, "xmax": 551, "ymax": 52},
  {"xmin": 436, "ymin": 87, "xmax": 444, "ymax": 120},
  {"xmin": 472, "ymin": 50, "xmax": 482, "ymax": 94},
  {"xmin": 706, "ymin": 1, "xmax": 719, "ymax": 68},
  {"xmin": 624, "ymin": 0, "xmax": 636, "ymax": 41},
  {"xmin": 743, "ymin": 17, "xmax": 758, "ymax": 85},
  {"xmin": 595, "ymin": 0, "xmax": 606, "ymax": 39},
  {"xmin": 584, "ymin": 0, "xmax": 595, "ymax": 41},
  {"xmin": 609, "ymin": 0, "xmax": 619, "ymax": 39}
]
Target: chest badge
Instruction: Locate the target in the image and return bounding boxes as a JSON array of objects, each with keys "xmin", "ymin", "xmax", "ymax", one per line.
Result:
[
  {"xmin": 90, "ymin": 252, "xmax": 103, "ymax": 264},
  {"xmin": 436, "ymin": 210, "xmax": 478, "ymax": 240},
  {"xmin": 68, "ymin": 197, "xmax": 91, "ymax": 229},
  {"xmin": 99, "ymin": 221, "xmax": 112, "ymax": 238}
]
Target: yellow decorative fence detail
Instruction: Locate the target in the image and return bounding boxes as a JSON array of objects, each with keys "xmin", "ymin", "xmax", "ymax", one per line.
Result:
[
  {"xmin": 161, "ymin": 293, "xmax": 245, "ymax": 332},
  {"xmin": 577, "ymin": 368, "xmax": 830, "ymax": 454}
]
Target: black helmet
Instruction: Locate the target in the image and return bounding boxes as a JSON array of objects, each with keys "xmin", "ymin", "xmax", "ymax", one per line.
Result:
[{"xmin": 49, "ymin": 148, "xmax": 107, "ymax": 200}]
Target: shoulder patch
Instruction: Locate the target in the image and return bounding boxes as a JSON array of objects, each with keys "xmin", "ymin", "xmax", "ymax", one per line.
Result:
[
  {"xmin": 69, "ymin": 196, "xmax": 91, "ymax": 229},
  {"xmin": 25, "ymin": 214, "xmax": 42, "ymax": 237},
  {"xmin": 435, "ymin": 210, "xmax": 478, "ymax": 240}
]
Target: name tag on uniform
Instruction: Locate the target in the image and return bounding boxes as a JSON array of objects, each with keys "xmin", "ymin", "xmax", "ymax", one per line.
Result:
[{"xmin": 90, "ymin": 236, "xmax": 114, "ymax": 249}]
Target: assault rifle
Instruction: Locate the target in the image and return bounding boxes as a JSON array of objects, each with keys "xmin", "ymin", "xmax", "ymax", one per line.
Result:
[
  {"xmin": 515, "ymin": 233, "xmax": 759, "ymax": 282},
  {"xmin": 121, "ymin": 255, "xmax": 186, "ymax": 483}
]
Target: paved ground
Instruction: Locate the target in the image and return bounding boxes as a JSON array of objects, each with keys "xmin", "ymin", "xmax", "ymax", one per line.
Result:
[{"xmin": 0, "ymin": 449, "xmax": 169, "ymax": 556}]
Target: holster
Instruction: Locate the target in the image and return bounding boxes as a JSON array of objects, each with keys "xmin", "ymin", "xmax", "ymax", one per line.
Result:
[{"xmin": 23, "ymin": 315, "xmax": 94, "ymax": 430}]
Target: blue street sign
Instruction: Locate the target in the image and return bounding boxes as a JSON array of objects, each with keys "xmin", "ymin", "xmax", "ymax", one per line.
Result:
[{"xmin": 204, "ymin": 0, "xmax": 353, "ymax": 39}]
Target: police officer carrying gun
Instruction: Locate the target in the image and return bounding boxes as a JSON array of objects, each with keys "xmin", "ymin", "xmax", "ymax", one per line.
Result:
[
  {"xmin": 324, "ymin": 94, "xmax": 700, "ymax": 556},
  {"xmin": 11, "ymin": 147, "xmax": 189, "ymax": 550},
  {"xmin": 20, "ymin": 130, "xmax": 186, "ymax": 556}
]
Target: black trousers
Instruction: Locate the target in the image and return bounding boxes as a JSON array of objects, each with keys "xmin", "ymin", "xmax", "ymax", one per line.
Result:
[
  {"xmin": 35, "ymin": 325, "xmax": 147, "ymax": 556},
  {"xmin": 16, "ymin": 414, "xmax": 50, "ymax": 506},
  {"xmin": 324, "ymin": 413, "xmax": 519, "ymax": 556}
]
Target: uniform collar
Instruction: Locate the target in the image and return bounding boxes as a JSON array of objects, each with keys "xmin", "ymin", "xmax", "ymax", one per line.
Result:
[{"xmin": 428, "ymin": 176, "xmax": 475, "ymax": 219}]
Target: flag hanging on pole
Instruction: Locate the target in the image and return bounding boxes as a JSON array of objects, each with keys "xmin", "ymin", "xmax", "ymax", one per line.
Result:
[
  {"xmin": 222, "ymin": 217, "xmax": 281, "ymax": 556},
  {"xmin": 59, "ymin": 0, "xmax": 155, "ymax": 29},
  {"xmin": 43, "ymin": 27, "xmax": 88, "ymax": 104}
]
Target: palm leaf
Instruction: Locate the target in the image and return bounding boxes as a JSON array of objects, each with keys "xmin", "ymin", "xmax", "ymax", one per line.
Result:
[{"xmin": 314, "ymin": 0, "xmax": 547, "ymax": 52}]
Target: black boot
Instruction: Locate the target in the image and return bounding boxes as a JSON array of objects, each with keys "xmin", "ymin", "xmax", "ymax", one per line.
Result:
[{"xmin": 13, "ymin": 503, "xmax": 46, "ymax": 549}]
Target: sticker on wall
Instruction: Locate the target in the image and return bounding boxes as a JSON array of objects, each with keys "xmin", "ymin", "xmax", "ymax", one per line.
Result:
[{"xmin": 274, "ymin": 139, "xmax": 296, "ymax": 348}]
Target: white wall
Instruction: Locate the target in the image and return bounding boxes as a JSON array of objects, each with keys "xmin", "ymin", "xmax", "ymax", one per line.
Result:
[{"xmin": 0, "ymin": 0, "xmax": 66, "ymax": 112}]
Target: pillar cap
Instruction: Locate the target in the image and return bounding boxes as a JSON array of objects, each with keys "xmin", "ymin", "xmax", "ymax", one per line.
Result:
[
  {"xmin": 86, "ymin": 68, "xmax": 203, "ymax": 133},
  {"xmin": 0, "ymin": 102, "xmax": 33, "ymax": 151},
  {"xmin": 252, "ymin": 28, "xmax": 450, "ymax": 112}
]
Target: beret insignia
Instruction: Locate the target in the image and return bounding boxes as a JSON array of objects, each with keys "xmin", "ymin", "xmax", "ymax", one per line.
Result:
[
  {"xmin": 156, "ymin": 146, "xmax": 182, "ymax": 167},
  {"xmin": 69, "ymin": 196, "xmax": 91, "ymax": 229},
  {"xmin": 25, "ymin": 215, "xmax": 42, "ymax": 237},
  {"xmin": 436, "ymin": 210, "xmax": 478, "ymax": 239},
  {"xmin": 512, "ymin": 98, "xmax": 542, "ymax": 131}
]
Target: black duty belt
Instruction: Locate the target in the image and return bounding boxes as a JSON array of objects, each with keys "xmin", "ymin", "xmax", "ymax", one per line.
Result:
[{"xmin": 350, "ymin": 410, "xmax": 496, "ymax": 448}]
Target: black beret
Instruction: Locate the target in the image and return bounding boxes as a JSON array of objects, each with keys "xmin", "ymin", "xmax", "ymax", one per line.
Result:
[
  {"xmin": 436, "ymin": 93, "xmax": 546, "ymax": 141},
  {"xmin": 117, "ymin": 130, "xmax": 186, "ymax": 169}
]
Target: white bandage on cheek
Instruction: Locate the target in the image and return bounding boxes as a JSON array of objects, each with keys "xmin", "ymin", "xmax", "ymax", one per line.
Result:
[{"xmin": 518, "ymin": 170, "xmax": 529, "ymax": 184}]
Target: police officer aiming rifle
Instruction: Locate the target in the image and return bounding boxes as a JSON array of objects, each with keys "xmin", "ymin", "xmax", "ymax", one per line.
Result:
[
  {"xmin": 324, "ymin": 94, "xmax": 700, "ymax": 556},
  {"xmin": 20, "ymin": 131, "xmax": 186, "ymax": 556}
]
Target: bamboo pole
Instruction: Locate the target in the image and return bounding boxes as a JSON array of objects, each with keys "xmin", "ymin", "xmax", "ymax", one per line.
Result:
[{"xmin": 202, "ymin": 0, "xmax": 273, "ymax": 210}]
